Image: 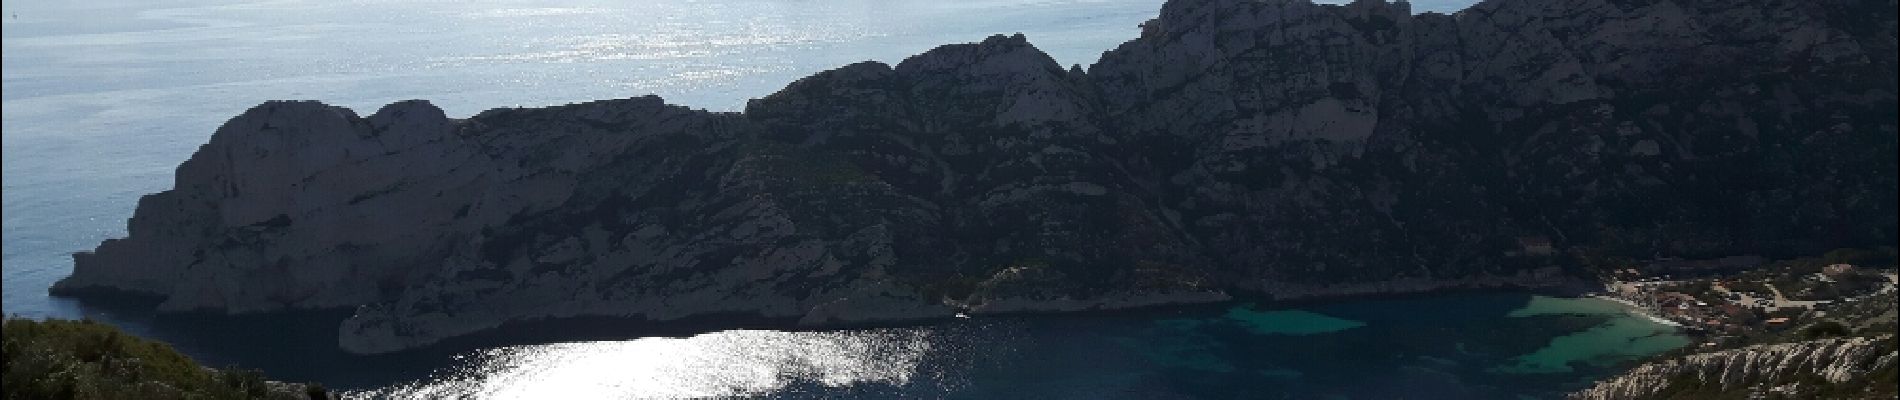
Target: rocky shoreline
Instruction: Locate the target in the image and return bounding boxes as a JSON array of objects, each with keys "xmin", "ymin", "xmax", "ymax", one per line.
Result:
[
  {"xmin": 1570, "ymin": 335, "xmax": 1899, "ymax": 400},
  {"xmin": 53, "ymin": 0, "xmax": 1896, "ymax": 355}
]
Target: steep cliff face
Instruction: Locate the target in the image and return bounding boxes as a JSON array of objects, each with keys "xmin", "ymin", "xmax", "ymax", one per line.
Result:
[
  {"xmin": 338, "ymin": 98, "xmax": 963, "ymax": 353},
  {"xmin": 1570, "ymin": 335, "xmax": 1899, "ymax": 400},
  {"xmin": 1089, "ymin": 0, "xmax": 1897, "ymax": 288},
  {"xmin": 54, "ymin": 0, "xmax": 1897, "ymax": 353},
  {"xmin": 52, "ymin": 100, "xmax": 474, "ymax": 313}
]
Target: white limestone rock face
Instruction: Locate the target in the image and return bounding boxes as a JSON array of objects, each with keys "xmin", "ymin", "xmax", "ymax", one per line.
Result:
[{"xmin": 1570, "ymin": 335, "xmax": 1899, "ymax": 400}]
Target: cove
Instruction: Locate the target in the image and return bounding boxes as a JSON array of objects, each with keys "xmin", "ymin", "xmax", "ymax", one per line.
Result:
[{"xmin": 319, "ymin": 292, "xmax": 1678, "ymax": 399}]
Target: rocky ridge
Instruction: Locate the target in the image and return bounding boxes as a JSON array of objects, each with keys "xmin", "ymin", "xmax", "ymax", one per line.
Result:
[
  {"xmin": 1570, "ymin": 335, "xmax": 1899, "ymax": 400},
  {"xmin": 52, "ymin": 0, "xmax": 1897, "ymax": 354}
]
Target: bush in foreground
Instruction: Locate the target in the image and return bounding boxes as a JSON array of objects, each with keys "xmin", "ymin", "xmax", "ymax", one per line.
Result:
[{"xmin": 2, "ymin": 316, "xmax": 326, "ymax": 400}]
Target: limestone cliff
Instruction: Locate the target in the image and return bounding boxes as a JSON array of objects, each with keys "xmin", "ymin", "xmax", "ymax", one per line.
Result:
[
  {"xmin": 53, "ymin": 0, "xmax": 1897, "ymax": 354},
  {"xmin": 1570, "ymin": 335, "xmax": 1899, "ymax": 400}
]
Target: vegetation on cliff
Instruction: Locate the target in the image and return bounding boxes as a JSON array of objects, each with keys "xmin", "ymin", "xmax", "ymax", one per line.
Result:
[{"xmin": 2, "ymin": 317, "xmax": 327, "ymax": 400}]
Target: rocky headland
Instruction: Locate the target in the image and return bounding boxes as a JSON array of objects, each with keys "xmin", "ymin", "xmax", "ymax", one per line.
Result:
[{"xmin": 51, "ymin": 0, "xmax": 1897, "ymax": 354}]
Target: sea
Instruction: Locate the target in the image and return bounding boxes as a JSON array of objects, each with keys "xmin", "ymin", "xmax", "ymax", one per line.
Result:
[{"xmin": 2, "ymin": 1, "xmax": 1689, "ymax": 398}]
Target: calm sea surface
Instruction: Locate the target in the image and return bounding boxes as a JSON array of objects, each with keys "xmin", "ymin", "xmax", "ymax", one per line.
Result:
[{"xmin": 3, "ymin": 1, "xmax": 1685, "ymax": 398}]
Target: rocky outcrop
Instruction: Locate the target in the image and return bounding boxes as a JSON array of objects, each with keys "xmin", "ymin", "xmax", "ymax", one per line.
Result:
[
  {"xmin": 1089, "ymin": 0, "xmax": 1897, "ymax": 288},
  {"xmin": 1570, "ymin": 335, "xmax": 1899, "ymax": 400},
  {"xmin": 56, "ymin": 0, "xmax": 1897, "ymax": 354},
  {"xmin": 53, "ymin": 100, "xmax": 472, "ymax": 313}
]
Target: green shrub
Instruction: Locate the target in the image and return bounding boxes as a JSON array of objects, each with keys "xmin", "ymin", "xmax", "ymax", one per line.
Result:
[
  {"xmin": 2, "ymin": 316, "xmax": 326, "ymax": 400},
  {"xmin": 1801, "ymin": 321, "xmax": 1851, "ymax": 340}
]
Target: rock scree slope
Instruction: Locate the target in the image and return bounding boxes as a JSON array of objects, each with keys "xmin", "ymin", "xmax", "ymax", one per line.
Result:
[{"xmin": 1570, "ymin": 335, "xmax": 1898, "ymax": 400}]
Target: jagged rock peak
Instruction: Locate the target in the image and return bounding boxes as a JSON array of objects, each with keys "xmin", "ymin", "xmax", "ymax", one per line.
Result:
[
  {"xmin": 366, "ymin": 100, "xmax": 448, "ymax": 133},
  {"xmin": 895, "ymin": 33, "xmax": 1063, "ymax": 76}
]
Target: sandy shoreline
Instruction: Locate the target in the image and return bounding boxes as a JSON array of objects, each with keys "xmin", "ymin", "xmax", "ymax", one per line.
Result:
[{"xmin": 1584, "ymin": 293, "xmax": 1685, "ymax": 328}]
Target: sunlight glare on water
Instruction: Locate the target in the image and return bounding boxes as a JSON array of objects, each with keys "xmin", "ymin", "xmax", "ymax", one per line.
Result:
[{"xmin": 358, "ymin": 328, "xmax": 934, "ymax": 399}]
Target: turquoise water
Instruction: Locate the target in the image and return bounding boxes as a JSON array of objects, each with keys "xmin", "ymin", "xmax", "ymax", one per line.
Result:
[
  {"xmin": 1494, "ymin": 296, "xmax": 1692, "ymax": 374},
  {"xmin": 1222, "ymin": 307, "xmax": 1368, "ymax": 335},
  {"xmin": 1, "ymin": 1, "xmax": 1700, "ymax": 399}
]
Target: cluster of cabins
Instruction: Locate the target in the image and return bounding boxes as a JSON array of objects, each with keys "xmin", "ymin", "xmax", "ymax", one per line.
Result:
[
  {"xmin": 1607, "ymin": 260, "xmax": 1885, "ymax": 337},
  {"xmin": 1616, "ymin": 285, "xmax": 1775, "ymax": 335}
]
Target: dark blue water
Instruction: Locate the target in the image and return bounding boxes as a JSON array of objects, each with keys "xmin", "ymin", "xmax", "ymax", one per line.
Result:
[{"xmin": 56, "ymin": 292, "xmax": 1682, "ymax": 399}]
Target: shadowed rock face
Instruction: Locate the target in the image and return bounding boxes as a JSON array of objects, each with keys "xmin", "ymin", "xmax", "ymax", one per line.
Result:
[{"xmin": 54, "ymin": 0, "xmax": 1897, "ymax": 353}]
